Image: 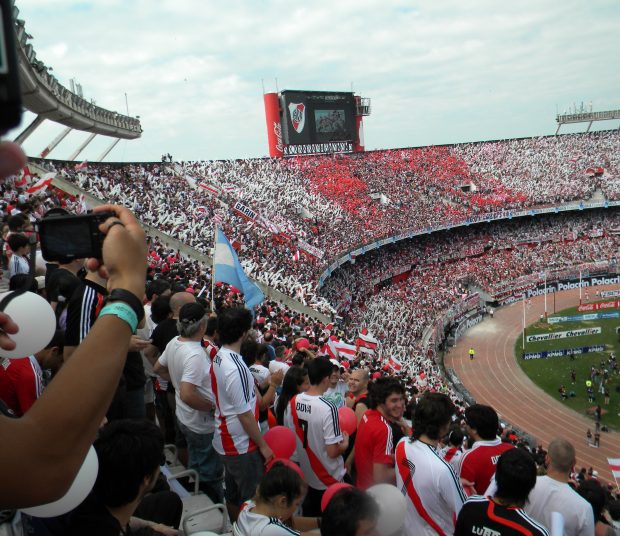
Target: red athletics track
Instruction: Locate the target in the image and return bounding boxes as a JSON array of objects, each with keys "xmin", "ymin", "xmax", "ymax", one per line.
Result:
[{"xmin": 445, "ymin": 284, "xmax": 620, "ymax": 483}]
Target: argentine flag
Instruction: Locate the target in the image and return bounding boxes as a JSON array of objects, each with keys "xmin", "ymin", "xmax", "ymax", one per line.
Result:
[{"xmin": 214, "ymin": 227, "xmax": 265, "ymax": 309}]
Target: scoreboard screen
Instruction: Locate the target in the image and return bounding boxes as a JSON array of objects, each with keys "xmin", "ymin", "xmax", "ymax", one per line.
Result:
[{"xmin": 280, "ymin": 90, "xmax": 357, "ymax": 146}]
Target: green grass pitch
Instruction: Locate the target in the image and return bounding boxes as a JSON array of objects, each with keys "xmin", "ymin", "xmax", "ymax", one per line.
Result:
[{"xmin": 516, "ymin": 300, "xmax": 620, "ymax": 430}]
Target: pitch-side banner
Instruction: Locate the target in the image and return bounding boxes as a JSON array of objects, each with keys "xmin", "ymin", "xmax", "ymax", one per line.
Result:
[
  {"xmin": 601, "ymin": 290, "xmax": 620, "ymax": 298},
  {"xmin": 577, "ymin": 300, "xmax": 620, "ymax": 312},
  {"xmin": 526, "ymin": 327, "xmax": 602, "ymax": 343},
  {"xmin": 522, "ymin": 344, "xmax": 605, "ymax": 360},
  {"xmin": 548, "ymin": 312, "xmax": 620, "ymax": 324}
]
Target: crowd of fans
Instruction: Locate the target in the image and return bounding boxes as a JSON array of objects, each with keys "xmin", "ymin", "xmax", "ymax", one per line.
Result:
[
  {"xmin": 0, "ymin": 133, "xmax": 619, "ymax": 534},
  {"xmin": 34, "ymin": 130, "xmax": 620, "ymax": 312}
]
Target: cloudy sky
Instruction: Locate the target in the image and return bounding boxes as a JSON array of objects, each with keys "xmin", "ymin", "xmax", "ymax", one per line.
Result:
[{"xmin": 8, "ymin": 0, "xmax": 620, "ymax": 162}]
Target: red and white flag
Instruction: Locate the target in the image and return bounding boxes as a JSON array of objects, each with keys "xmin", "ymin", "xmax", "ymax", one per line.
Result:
[
  {"xmin": 334, "ymin": 340, "xmax": 356, "ymax": 360},
  {"xmin": 75, "ymin": 160, "xmax": 89, "ymax": 171},
  {"xmin": 387, "ymin": 356, "xmax": 402, "ymax": 372},
  {"xmin": 608, "ymin": 458, "xmax": 620, "ymax": 478},
  {"xmin": 15, "ymin": 166, "xmax": 31, "ymax": 187},
  {"xmin": 321, "ymin": 335, "xmax": 339, "ymax": 359},
  {"xmin": 26, "ymin": 173, "xmax": 54, "ymax": 194},
  {"xmin": 212, "ymin": 213, "xmax": 224, "ymax": 225},
  {"xmin": 356, "ymin": 329, "xmax": 378, "ymax": 355},
  {"xmin": 198, "ymin": 182, "xmax": 221, "ymax": 197},
  {"xmin": 193, "ymin": 205, "xmax": 208, "ymax": 219},
  {"xmin": 292, "ymin": 250, "xmax": 301, "ymax": 262}
]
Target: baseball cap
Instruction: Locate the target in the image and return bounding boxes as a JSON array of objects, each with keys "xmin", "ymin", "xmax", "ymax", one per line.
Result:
[{"xmin": 179, "ymin": 302, "xmax": 205, "ymax": 324}]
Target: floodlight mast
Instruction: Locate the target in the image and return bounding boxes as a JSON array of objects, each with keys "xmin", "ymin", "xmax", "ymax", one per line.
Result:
[{"xmin": 555, "ymin": 109, "xmax": 620, "ymax": 134}]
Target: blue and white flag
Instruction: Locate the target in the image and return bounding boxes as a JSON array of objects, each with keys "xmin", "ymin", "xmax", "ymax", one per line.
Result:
[{"xmin": 214, "ymin": 227, "xmax": 264, "ymax": 309}]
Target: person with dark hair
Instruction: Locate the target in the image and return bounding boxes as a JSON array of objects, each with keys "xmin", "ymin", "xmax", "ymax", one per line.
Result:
[
  {"xmin": 320, "ymin": 487, "xmax": 379, "ymax": 536},
  {"xmin": 284, "ymin": 357, "xmax": 348, "ymax": 516},
  {"xmin": 202, "ymin": 314, "xmax": 219, "ymax": 362},
  {"xmin": 395, "ymin": 392, "xmax": 467, "ymax": 535},
  {"xmin": 7, "ymin": 233, "xmax": 30, "ymax": 278},
  {"xmin": 8, "ymin": 273, "xmax": 38, "ymax": 292},
  {"xmin": 0, "ymin": 330, "xmax": 64, "ymax": 416},
  {"xmin": 441, "ymin": 428, "xmax": 465, "ymax": 472},
  {"xmin": 211, "ymin": 307, "xmax": 274, "ymax": 522},
  {"xmin": 354, "ymin": 376, "xmax": 405, "ymax": 488},
  {"xmin": 577, "ymin": 480, "xmax": 615, "ymax": 536},
  {"xmin": 275, "ymin": 366, "xmax": 310, "ymax": 426},
  {"xmin": 323, "ymin": 362, "xmax": 347, "ymax": 409},
  {"xmin": 525, "ymin": 437, "xmax": 594, "ymax": 536},
  {"xmin": 458, "ymin": 403, "xmax": 513, "ymax": 495},
  {"xmin": 455, "ymin": 448, "xmax": 549, "ymax": 535},
  {"xmin": 46, "ymin": 257, "xmax": 84, "ymax": 329},
  {"xmin": 234, "ymin": 461, "xmax": 320, "ymax": 535}
]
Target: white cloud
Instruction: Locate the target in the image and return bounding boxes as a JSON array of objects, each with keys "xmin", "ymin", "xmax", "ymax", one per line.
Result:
[{"xmin": 9, "ymin": 0, "xmax": 620, "ymax": 161}]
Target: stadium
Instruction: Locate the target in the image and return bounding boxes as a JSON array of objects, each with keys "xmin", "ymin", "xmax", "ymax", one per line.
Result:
[{"xmin": 1, "ymin": 1, "xmax": 619, "ymax": 535}]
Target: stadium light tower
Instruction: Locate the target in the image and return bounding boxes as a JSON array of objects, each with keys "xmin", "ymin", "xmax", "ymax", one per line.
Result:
[{"xmin": 555, "ymin": 108, "xmax": 620, "ymax": 134}]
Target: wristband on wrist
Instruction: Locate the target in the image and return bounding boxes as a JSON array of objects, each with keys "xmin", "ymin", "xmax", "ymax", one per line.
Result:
[
  {"xmin": 106, "ymin": 288, "xmax": 145, "ymax": 323},
  {"xmin": 99, "ymin": 302, "xmax": 138, "ymax": 334}
]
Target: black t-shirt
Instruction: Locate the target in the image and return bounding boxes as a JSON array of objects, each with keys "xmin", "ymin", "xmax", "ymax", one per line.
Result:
[
  {"xmin": 151, "ymin": 318, "xmax": 178, "ymax": 354},
  {"xmin": 65, "ymin": 279, "xmax": 107, "ymax": 347},
  {"xmin": 455, "ymin": 497, "xmax": 549, "ymax": 536}
]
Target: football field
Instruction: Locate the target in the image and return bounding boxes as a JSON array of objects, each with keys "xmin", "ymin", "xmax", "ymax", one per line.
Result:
[{"xmin": 516, "ymin": 300, "xmax": 620, "ymax": 430}]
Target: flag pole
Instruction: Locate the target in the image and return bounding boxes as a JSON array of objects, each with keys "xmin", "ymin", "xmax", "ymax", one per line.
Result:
[
  {"xmin": 522, "ymin": 295, "xmax": 526, "ymax": 350},
  {"xmin": 544, "ymin": 272, "xmax": 547, "ymax": 319},
  {"xmin": 211, "ymin": 225, "xmax": 217, "ymax": 312}
]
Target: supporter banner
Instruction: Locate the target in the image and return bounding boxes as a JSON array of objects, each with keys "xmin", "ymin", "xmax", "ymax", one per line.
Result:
[
  {"xmin": 522, "ymin": 344, "xmax": 605, "ymax": 360},
  {"xmin": 198, "ymin": 181, "xmax": 220, "ymax": 196},
  {"xmin": 526, "ymin": 327, "xmax": 601, "ymax": 343},
  {"xmin": 577, "ymin": 300, "xmax": 620, "ymax": 312},
  {"xmin": 233, "ymin": 201, "xmax": 258, "ymax": 221},
  {"xmin": 548, "ymin": 312, "xmax": 620, "ymax": 323},
  {"xmin": 193, "ymin": 206, "xmax": 209, "ymax": 219},
  {"xmin": 601, "ymin": 290, "xmax": 620, "ymax": 298},
  {"xmin": 297, "ymin": 238, "xmax": 325, "ymax": 260}
]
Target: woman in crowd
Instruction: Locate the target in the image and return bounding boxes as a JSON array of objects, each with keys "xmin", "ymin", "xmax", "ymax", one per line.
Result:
[{"xmin": 275, "ymin": 366, "xmax": 310, "ymax": 426}]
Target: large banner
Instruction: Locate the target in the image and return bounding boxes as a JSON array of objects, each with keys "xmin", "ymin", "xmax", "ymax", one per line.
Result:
[
  {"xmin": 522, "ymin": 344, "xmax": 605, "ymax": 360},
  {"xmin": 233, "ymin": 201, "xmax": 258, "ymax": 221},
  {"xmin": 297, "ymin": 238, "xmax": 325, "ymax": 260},
  {"xmin": 601, "ymin": 290, "xmax": 620, "ymax": 298},
  {"xmin": 548, "ymin": 312, "xmax": 620, "ymax": 324},
  {"xmin": 526, "ymin": 327, "xmax": 601, "ymax": 343},
  {"xmin": 577, "ymin": 300, "xmax": 620, "ymax": 312}
]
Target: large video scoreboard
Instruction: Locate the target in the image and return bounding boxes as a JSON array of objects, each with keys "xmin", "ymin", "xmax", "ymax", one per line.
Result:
[{"xmin": 263, "ymin": 89, "xmax": 369, "ymax": 157}]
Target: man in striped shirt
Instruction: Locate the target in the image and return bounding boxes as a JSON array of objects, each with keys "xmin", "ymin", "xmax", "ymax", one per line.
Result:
[
  {"xmin": 395, "ymin": 392, "xmax": 467, "ymax": 535},
  {"xmin": 284, "ymin": 357, "xmax": 349, "ymax": 516},
  {"xmin": 211, "ymin": 307, "xmax": 274, "ymax": 523}
]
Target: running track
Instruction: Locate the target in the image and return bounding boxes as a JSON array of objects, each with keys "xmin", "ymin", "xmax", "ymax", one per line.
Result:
[{"xmin": 445, "ymin": 285, "xmax": 620, "ymax": 483}]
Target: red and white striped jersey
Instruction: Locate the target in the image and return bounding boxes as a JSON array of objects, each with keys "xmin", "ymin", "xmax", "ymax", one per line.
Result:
[
  {"xmin": 283, "ymin": 392, "xmax": 345, "ymax": 490},
  {"xmin": 211, "ymin": 347, "xmax": 259, "ymax": 456},
  {"xmin": 395, "ymin": 438, "xmax": 467, "ymax": 536}
]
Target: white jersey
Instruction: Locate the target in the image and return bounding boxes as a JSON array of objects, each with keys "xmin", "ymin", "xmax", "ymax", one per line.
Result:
[
  {"xmin": 323, "ymin": 381, "xmax": 347, "ymax": 409},
  {"xmin": 249, "ymin": 364, "xmax": 270, "ymax": 389},
  {"xmin": 283, "ymin": 392, "xmax": 344, "ymax": 491},
  {"xmin": 157, "ymin": 337, "xmax": 214, "ymax": 434},
  {"xmin": 211, "ymin": 347, "xmax": 259, "ymax": 456},
  {"xmin": 525, "ymin": 475, "xmax": 594, "ymax": 536},
  {"xmin": 395, "ymin": 438, "xmax": 467, "ymax": 536},
  {"xmin": 9, "ymin": 254, "xmax": 29, "ymax": 278},
  {"xmin": 233, "ymin": 500, "xmax": 300, "ymax": 536},
  {"xmin": 268, "ymin": 360, "xmax": 289, "ymax": 376}
]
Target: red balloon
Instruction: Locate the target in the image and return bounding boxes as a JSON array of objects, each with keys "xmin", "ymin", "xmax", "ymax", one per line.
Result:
[
  {"xmin": 266, "ymin": 458, "xmax": 305, "ymax": 480},
  {"xmin": 263, "ymin": 426, "xmax": 296, "ymax": 459},
  {"xmin": 338, "ymin": 406, "xmax": 357, "ymax": 436},
  {"xmin": 321, "ymin": 482, "xmax": 353, "ymax": 512}
]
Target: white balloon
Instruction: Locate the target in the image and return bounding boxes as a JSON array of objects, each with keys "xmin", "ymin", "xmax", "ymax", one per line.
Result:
[
  {"xmin": 0, "ymin": 291, "xmax": 56, "ymax": 358},
  {"xmin": 21, "ymin": 446, "xmax": 99, "ymax": 518},
  {"xmin": 367, "ymin": 483, "xmax": 407, "ymax": 536}
]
